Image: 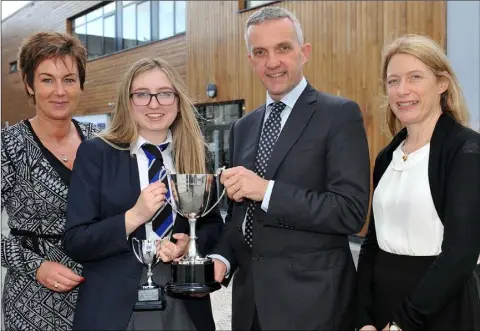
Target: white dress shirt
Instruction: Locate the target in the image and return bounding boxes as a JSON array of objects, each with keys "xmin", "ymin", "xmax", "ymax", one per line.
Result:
[
  {"xmin": 130, "ymin": 130, "xmax": 177, "ymax": 240},
  {"xmin": 211, "ymin": 77, "xmax": 308, "ymax": 274},
  {"xmin": 374, "ymin": 142, "xmax": 480, "ymax": 264}
]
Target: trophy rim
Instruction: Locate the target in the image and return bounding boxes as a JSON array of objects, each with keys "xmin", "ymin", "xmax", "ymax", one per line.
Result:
[
  {"xmin": 168, "ymin": 173, "xmax": 215, "ymax": 217},
  {"xmin": 132, "ymin": 238, "xmax": 160, "ymax": 265}
]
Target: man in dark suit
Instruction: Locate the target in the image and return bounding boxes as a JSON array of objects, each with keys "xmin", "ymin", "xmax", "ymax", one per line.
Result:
[{"xmin": 209, "ymin": 6, "xmax": 371, "ymax": 331}]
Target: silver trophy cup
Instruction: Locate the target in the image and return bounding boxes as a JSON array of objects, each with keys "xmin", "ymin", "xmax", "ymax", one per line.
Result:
[
  {"xmin": 163, "ymin": 167, "xmax": 225, "ymax": 294},
  {"xmin": 131, "ymin": 238, "xmax": 165, "ymax": 310}
]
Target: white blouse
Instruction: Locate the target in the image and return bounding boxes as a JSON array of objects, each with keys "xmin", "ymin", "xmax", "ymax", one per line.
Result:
[
  {"xmin": 374, "ymin": 142, "xmax": 480, "ymax": 265},
  {"xmin": 373, "ymin": 142, "xmax": 446, "ymax": 256}
]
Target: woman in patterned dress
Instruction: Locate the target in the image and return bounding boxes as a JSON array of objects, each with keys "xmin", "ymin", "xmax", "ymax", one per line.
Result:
[{"xmin": 1, "ymin": 32, "xmax": 99, "ymax": 331}]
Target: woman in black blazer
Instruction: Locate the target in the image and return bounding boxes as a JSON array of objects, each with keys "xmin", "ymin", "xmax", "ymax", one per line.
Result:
[
  {"xmin": 63, "ymin": 58, "xmax": 223, "ymax": 330},
  {"xmin": 356, "ymin": 35, "xmax": 480, "ymax": 331}
]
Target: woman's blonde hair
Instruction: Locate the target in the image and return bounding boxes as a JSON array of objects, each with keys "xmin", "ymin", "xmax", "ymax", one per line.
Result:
[
  {"xmin": 380, "ymin": 34, "xmax": 469, "ymax": 136},
  {"xmin": 100, "ymin": 57, "xmax": 206, "ymax": 173}
]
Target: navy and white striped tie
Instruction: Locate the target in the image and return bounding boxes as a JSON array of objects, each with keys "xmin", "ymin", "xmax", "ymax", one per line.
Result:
[{"xmin": 141, "ymin": 143, "xmax": 174, "ymax": 238}]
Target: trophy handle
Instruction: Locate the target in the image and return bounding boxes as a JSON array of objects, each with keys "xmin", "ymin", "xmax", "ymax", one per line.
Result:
[
  {"xmin": 131, "ymin": 237, "xmax": 143, "ymax": 263},
  {"xmin": 164, "ymin": 193, "xmax": 185, "ymax": 217},
  {"xmin": 201, "ymin": 166, "xmax": 226, "ymax": 217},
  {"xmin": 201, "ymin": 188, "xmax": 226, "ymax": 217},
  {"xmin": 160, "ymin": 166, "xmax": 186, "ymax": 217}
]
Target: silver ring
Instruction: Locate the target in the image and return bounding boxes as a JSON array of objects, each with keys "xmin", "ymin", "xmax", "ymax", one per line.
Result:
[{"xmin": 54, "ymin": 282, "xmax": 59, "ymax": 288}]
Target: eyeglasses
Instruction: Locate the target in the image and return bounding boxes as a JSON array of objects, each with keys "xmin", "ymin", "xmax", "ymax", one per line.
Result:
[{"xmin": 130, "ymin": 91, "xmax": 178, "ymax": 106}]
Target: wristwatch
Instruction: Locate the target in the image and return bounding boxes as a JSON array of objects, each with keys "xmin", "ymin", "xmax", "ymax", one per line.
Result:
[{"xmin": 390, "ymin": 322, "xmax": 402, "ymax": 331}]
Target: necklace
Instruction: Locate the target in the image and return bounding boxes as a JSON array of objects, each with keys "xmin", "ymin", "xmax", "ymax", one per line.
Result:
[
  {"xmin": 401, "ymin": 139, "xmax": 409, "ymax": 162},
  {"xmin": 29, "ymin": 119, "xmax": 73, "ymax": 163},
  {"xmin": 401, "ymin": 135, "xmax": 431, "ymax": 162}
]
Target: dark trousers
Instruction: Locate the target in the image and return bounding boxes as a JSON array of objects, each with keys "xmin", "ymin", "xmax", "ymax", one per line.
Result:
[{"xmin": 251, "ymin": 306, "xmax": 261, "ymax": 331}]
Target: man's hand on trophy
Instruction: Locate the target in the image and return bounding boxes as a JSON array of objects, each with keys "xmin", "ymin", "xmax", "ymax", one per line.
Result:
[
  {"xmin": 191, "ymin": 258, "xmax": 226, "ymax": 298},
  {"xmin": 220, "ymin": 166, "xmax": 268, "ymax": 202},
  {"xmin": 156, "ymin": 233, "xmax": 190, "ymax": 263},
  {"xmin": 212, "ymin": 258, "xmax": 227, "ymax": 283}
]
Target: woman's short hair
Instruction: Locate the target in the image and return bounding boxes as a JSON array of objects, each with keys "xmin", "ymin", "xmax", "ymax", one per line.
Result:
[
  {"xmin": 380, "ymin": 34, "xmax": 469, "ymax": 136},
  {"xmin": 17, "ymin": 31, "xmax": 87, "ymax": 104}
]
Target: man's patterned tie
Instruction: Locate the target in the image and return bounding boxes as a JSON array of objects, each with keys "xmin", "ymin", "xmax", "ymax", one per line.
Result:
[{"xmin": 244, "ymin": 101, "xmax": 286, "ymax": 247}]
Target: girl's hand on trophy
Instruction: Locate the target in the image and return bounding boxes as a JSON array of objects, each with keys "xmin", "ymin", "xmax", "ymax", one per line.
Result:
[
  {"xmin": 133, "ymin": 181, "xmax": 168, "ymax": 224},
  {"xmin": 157, "ymin": 233, "xmax": 190, "ymax": 263},
  {"xmin": 125, "ymin": 182, "xmax": 168, "ymax": 235}
]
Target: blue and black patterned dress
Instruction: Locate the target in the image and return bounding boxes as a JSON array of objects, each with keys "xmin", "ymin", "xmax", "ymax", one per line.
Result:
[{"xmin": 1, "ymin": 119, "xmax": 99, "ymax": 331}]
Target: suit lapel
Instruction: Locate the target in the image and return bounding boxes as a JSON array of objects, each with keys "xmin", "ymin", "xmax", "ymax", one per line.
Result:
[
  {"xmin": 239, "ymin": 106, "xmax": 266, "ymax": 171},
  {"xmin": 264, "ymin": 85, "xmax": 317, "ymax": 180}
]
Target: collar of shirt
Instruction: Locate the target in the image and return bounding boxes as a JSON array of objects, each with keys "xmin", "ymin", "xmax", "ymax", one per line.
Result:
[
  {"xmin": 130, "ymin": 130, "xmax": 173, "ymax": 157},
  {"xmin": 264, "ymin": 77, "xmax": 307, "ymax": 125}
]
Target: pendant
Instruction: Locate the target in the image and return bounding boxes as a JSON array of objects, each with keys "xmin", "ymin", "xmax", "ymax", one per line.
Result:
[
  {"xmin": 62, "ymin": 154, "xmax": 68, "ymax": 163},
  {"xmin": 402, "ymin": 154, "xmax": 408, "ymax": 162}
]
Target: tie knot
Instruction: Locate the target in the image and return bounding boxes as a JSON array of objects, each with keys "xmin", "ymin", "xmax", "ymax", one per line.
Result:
[
  {"xmin": 141, "ymin": 143, "xmax": 168, "ymax": 159},
  {"xmin": 271, "ymin": 101, "xmax": 286, "ymax": 114}
]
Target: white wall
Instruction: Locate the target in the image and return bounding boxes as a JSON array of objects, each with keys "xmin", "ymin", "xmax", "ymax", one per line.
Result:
[{"xmin": 447, "ymin": 1, "xmax": 480, "ymax": 130}]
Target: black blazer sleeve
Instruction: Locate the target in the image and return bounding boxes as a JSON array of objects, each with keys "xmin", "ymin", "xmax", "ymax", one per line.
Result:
[
  {"xmin": 63, "ymin": 139, "xmax": 131, "ymax": 262},
  {"xmin": 392, "ymin": 140, "xmax": 480, "ymax": 330},
  {"xmin": 211, "ymin": 120, "xmax": 239, "ymax": 282},
  {"xmin": 269, "ymin": 100, "xmax": 371, "ymax": 234},
  {"xmin": 355, "ymin": 151, "xmax": 384, "ymax": 329}
]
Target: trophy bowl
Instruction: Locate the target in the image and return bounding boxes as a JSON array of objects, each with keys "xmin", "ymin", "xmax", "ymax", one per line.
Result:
[{"xmin": 163, "ymin": 170, "xmax": 225, "ymax": 294}]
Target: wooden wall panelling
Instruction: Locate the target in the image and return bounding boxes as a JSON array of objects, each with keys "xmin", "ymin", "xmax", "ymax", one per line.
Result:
[
  {"xmin": 1, "ymin": 1, "xmax": 186, "ymax": 125},
  {"xmin": 185, "ymin": 0, "xmax": 446, "ymax": 235}
]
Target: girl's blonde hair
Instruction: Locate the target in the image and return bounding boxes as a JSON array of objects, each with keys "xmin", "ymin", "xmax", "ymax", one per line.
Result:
[
  {"xmin": 100, "ymin": 57, "xmax": 206, "ymax": 173},
  {"xmin": 380, "ymin": 34, "xmax": 469, "ymax": 136}
]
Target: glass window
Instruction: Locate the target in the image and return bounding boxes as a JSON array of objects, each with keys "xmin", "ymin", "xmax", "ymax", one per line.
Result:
[
  {"xmin": 9, "ymin": 61, "xmax": 18, "ymax": 73},
  {"xmin": 159, "ymin": 1, "xmax": 174, "ymax": 39},
  {"xmin": 86, "ymin": 7, "xmax": 103, "ymax": 21},
  {"xmin": 74, "ymin": 16, "xmax": 85, "ymax": 28},
  {"xmin": 73, "ymin": 2, "xmax": 118, "ymax": 59},
  {"xmin": 104, "ymin": 2, "xmax": 116, "ymax": 15},
  {"xmin": 137, "ymin": 1, "xmax": 151, "ymax": 44},
  {"xmin": 223, "ymin": 104, "xmax": 242, "ymax": 124},
  {"xmin": 245, "ymin": 0, "xmax": 276, "ymax": 9},
  {"xmin": 74, "ymin": 24, "xmax": 87, "ymax": 46},
  {"xmin": 104, "ymin": 15, "xmax": 116, "ymax": 55},
  {"xmin": 123, "ymin": 4, "xmax": 136, "ymax": 49},
  {"xmin": 72, "ymin": 0, "xmax": 186, "ymax": 58},
  {"xmin": 87, "ymin": 18, "xmax": 103, "ymax": 59},
  {"xmin": 175, "ymin": 1, "xmax": 186, "ymax": 33}
]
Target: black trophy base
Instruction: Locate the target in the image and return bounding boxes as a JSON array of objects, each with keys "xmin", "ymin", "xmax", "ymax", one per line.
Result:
[
  {"xmin": 166, "ymin": 259, "xmax": 221, "ymax": 294},
  {"xmin": 133, "ymin": 300, "xmax": 166, "ymax": 311},
  {"xmin": 166, "ymin": 282, "xmax": 221, "ymax": 294},
  {"xmin": 133, "ymin": 286, "xmax": 166, "ymax": 311}
]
